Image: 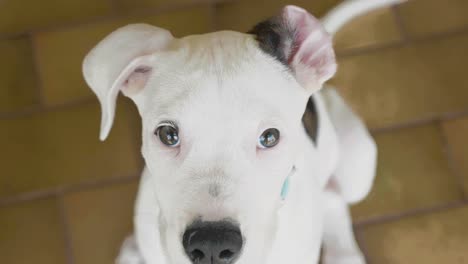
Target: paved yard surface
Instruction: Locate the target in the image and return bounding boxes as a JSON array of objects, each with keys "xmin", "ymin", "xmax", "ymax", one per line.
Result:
[{"xmin": 1, "ymin": 0, "xmax": 468, "ymax": 263}]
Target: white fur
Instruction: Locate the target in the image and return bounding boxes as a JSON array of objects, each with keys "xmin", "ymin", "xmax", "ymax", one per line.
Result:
[
  {"xmin": 82, "ymin": 1, "xmax": 403, "ymax": 263},
  {"xmin": 321, "ymin": 0, "xmax": 406, "ymax": 34}
]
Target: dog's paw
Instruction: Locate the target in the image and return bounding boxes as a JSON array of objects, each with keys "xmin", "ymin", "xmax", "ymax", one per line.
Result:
[
  {"xmin": 116, "ymin": 235, "xmax": 145, "ymax": 264},
  {"xmin": 323, "ymin": 251, "xmax": 366, "ymax": 264}
]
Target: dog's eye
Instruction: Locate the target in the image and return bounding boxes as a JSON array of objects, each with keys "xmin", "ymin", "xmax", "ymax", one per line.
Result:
[
  {"xmin": 155, "ymin": 123, "xmax": 180, "ymax": 147},
  {"xmin": 258, "ymin": 128, "xmax": 280, "ymax": 148}
]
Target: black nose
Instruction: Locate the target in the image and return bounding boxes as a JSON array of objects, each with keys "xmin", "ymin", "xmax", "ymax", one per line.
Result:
[{"xmin": 183, "ymin": 221, "xmax": 243, "ymax": 264}]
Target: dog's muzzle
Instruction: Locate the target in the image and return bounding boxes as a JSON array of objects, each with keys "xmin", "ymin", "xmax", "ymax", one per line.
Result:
[{"xmin": 183, "ymin": 221, "xmax": 243, "ymax": 264}]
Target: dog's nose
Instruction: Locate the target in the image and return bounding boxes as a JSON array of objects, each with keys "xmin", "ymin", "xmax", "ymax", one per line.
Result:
[{"xmin": 183, "ymin": 221, "xmax": 243, "ymax": 264}]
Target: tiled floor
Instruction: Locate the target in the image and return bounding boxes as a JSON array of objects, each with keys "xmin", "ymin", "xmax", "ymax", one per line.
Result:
[{"xmin": 1, "ymin": 0, "xmax": 467, "ymax": 263}]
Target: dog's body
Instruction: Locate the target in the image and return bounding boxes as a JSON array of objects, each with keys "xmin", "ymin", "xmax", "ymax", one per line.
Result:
[
  {"xmin": 82, "ymin": 1, "xmax": 403, "ymax": 263},
  {"xmin": 128, "ymin": 86, "xmax": 376, "ymax": 264}
]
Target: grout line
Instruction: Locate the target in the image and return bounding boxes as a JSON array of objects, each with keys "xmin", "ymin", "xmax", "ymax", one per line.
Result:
[
  {"xmin": 108, "ymin": 0, "xmax": 120, "ymax": 14},
  {"xmin": 370, "ymin": 107, "xmax": 468, "ymax": 135},
  {"xmin": 0, "ymin": 189, "xmax": 58, "ymax": 208},
  {"xmin": 354, "ymin": 229, "xmax": 372, "ymax": 264},
  {"xmin": 29, "ymin": 33, "xmax": 46, "ymax": 107},
  {"xmin": 0, "ymin": 105, "xmax": 40, "ymax": 119},
  {"xmin": 213, "ymin": 0, "xmax": 238, "ymax": 5},
  {"xmin": 57, "ymin": 194, "xmax": 75, "ymax": 264},
  {"xmin": 411, "ymin": 23, "xmax": 468, "ymax": 45},
  {"xmin": 336, "ymin": 39, "xmax": 406, "ymax": 58},
  {"xmin": 440, "ymin": 107, "xmax": 468, "ymax": 120},
  {"xmin": 338, "ymin": 24, "xmax": 468, "ymax": 59},
  {"xmin": 353, "ymin": 200, "xmax": 468, "ymax": 228},
  {"xmin": 0, "ymin": 32, "xmax": 30, "ymax": 42},
  {"xmin": 391, "ymin": 4, "xmax": 410, "ymax": 43},
  {"xmin": 0, "ymin": 96, "xmax": 95, "ymax": 120},
  {"xmin": 0, "ymin": 173, "xmax": 140, "ymax": 208},
  {"xmin": 0, "ymin": 0, "xmax": 232, "ymax": 41},
  {"xmin": 0, "ymin": 105, "xmax": 43, "ymax": 119},
  {"xmin": 211, "ymin": 0, "xmax": 239, "ymax": 30},
  {"xmin": 208, "ymin": 2, "xmax": 218, "ymax": 31},
  {"xmin": 65, "ymin": 173, "xmax": 140, "ymax": 194},
  {"xmin": 370, "ymin": 116, "xmax": 439, "ymax": 134},
  {"xmin": 335, "ymin": 1, "xmax": 411, "ymax": 57},
  {"xmin": 437, "ymin": 121, "xmax": 467, "ymax": 198}
]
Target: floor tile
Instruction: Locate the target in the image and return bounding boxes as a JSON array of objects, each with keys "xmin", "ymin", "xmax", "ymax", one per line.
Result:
[
  {"xmin": 331, "ymin": 33, "xmax": 468, "ymax": 129},
  {"xmin": 334, "ymin": 8, "xmax": 401, "ymax": 52},
  {"xmin": 351, "ymin": 124, "xmax": 462, "ymax": 221},
  {"xmin": 0, "ymin": 38, "xmax": 37, "ymax": 113},
  {"xmin": 0, "ymin": 198, "xmax": 67, "ymax": 264},
  {"xmin": 442, "ymin": 116, "xmax": 468, "ymax": 195},
  {"xmin": 63, "ymin": 181, "xmax": 139, "ymax": 264},
  {"xmin": 362, "ymin": 204, "xmax": 468, "ymax": 263},
  {"xmin": 114, "ymin": 0, "xmax": 208, "ymax": 12},
  {"xmin": 0, "ymin": 0, "xmax": 111, "ymax": 35},
  {"xmin": 0, "ymin": 100, "xmax": 140, "ymax": 199},
  {"xmin": 216, "ymin": 0, "xmax": 340, "ymax": 32},
  {"xmin": 398, "ymin": 0, "xmax": 468, "ymax": 37},
  {"xmin": 35, "ymin": 7, "xmax": 213, "ymax": 106}
]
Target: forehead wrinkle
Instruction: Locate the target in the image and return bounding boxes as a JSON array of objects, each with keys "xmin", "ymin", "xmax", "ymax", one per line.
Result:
[
  {"xmin": 157, "ymin": 72, "xmax": 287, "ymax": 127},
  {"xmin": 145, "ymin": 31, "xmax": 299, "ymax": 121},
  {"xmin": 178, "ymin": 31, "xmax": 263, "ymax": 75},
  {"xmin": 147, "ymin": 32, "xmax": 259, "ymax": 113}
]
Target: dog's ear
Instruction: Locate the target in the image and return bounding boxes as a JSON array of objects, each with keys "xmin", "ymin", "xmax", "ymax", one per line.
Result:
[
  {"xmin": 249, "ymin": 5, "xmax": 336, "ymax": 93},
  {"xmin": 83, "ymin": 24, "xmax": 173, "ymax": 141}
]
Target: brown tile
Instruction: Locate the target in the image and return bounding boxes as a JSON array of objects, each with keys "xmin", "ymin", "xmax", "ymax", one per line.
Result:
[
  {"xmin": 0, "ymin": 0, "xmax": 112, "ymax": 35},
  {"xmin": 330, "ymin": 33, "xmax": 468, "ymax": 129},
  {"xmin": 35, "ymin": 7, "xmax": 213, "ymax": 106},
  {"xmin": 362, "ymin": 204, "xmax": 468, "ymax": 263},
  {"xmin": 0, "ymin": 100, "xmax": 141, "ymax": 199},
  {"xmin": 114, "ymin": 0, "xmax": 209, "ymax": 12},
  {"xmin": 398, "ymin": 0, "xmax": 468, "ymax": 38},
  {"xmin": 334, "ymin": 8, "xmax": 401, "ymax": 52},
  {"xmin": 216, "ymin": 0, "xmax": 341, "ymax": 32},
  {"xmin": 63, "ymin": 181, "xmax": 139, "ymax": 264},
  {"xmin": 351, "ymin": 124, "xmax": 462, "ymax": 221},
  {"xmin": 0, "ymin": 38, "xmax": 37, "ymax": 113},
  {"xmin": 0, "ymin": 198, "xmax": 67, "ymax": 264},
  {"xmin": 442, "ymin": 117, "xmax": 468, "ymax": 195}
]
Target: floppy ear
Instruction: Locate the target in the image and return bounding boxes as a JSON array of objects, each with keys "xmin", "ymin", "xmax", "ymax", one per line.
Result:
[
  {"xmin": 249, "ymin": 5, "xmax": 336, "ymax": 93},
  {"xmin": 82, "ymin": 24, "xmax": 173, "ymax": 141}
]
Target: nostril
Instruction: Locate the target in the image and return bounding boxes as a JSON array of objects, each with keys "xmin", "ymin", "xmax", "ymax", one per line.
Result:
[
  {"xmin": 183, "ymin": 221, "xmax": 243, "ymax": 264},
  {"xmin": 190, "ymin": 249, "xmax": 205, "ymax": 261},
  {"xmin": 219, "ymin": 249, "xmax": 234, "ymax": 260}
]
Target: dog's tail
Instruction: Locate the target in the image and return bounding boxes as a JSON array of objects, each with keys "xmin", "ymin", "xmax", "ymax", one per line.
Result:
[{"xmin": 321, "ymin": 0, "xmax": 406, "ymax": 35}]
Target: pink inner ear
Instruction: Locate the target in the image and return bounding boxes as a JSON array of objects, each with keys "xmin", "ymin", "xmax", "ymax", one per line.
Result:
[
  {"xmin": 285, "ymin": 6, "xmax": 316, "ymax": 43},
  {"xmin": 283, "ymin": 5, "xmax": 336, "ymax": 85},
  {"xmin": 122, "ymin": 65, "xmax": 152, "ymax": 96}
]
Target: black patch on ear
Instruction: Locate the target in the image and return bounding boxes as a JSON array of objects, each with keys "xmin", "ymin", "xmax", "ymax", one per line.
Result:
[
  {"xmin": 250, "ymin": 17, "xmax": 318, "ymax": 143},
  {"xmin": 302, "ymin": 97, "xmax": 319, "ymax": 144},
  {"xmin": 248, "ymin": 16, "xmax": 295, "ymax": 66}
]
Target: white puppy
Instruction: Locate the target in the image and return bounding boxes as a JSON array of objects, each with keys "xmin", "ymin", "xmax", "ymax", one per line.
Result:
[{"xmin": 83, "ymin": 1, "xmax": 404, "ymax": 263}]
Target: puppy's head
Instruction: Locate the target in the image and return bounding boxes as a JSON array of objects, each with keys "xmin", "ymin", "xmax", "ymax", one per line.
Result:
[{"xmin": 83, "ymin": 5, "xmax": 335, "ymax": 264}]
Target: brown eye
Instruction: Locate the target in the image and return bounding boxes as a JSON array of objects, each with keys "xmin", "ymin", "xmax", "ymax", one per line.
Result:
[
  {"xmin": 258, "ymin": 128, "xmax": 280, "ymax": 148},
  {"xmin": 155, "ymin": 124, "xmax": 180, "ymax": 147}
]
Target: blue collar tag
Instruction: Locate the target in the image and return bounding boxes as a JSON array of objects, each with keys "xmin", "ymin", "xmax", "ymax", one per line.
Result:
[
  {"xmin": 280, "ymin": 166, "xmax": 296, "ymax": 201},
  {"xmin": 280, "ymin": 176, "xmax": 290, "ymax": 200}
]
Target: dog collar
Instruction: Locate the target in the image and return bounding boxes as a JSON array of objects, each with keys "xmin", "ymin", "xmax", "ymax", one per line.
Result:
[{"xmin": 281, "ymin": 166, "xmax": 296, "ymax": 200}]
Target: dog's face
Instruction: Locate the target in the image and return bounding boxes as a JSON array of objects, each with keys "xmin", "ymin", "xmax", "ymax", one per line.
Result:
[
  {"xmin": 136, "ymin": 32, "xmax": 312, "ymax": 263},
  {"xmin": 83, "ymin": 6, "xmax": 336, "ymax": 264}
]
